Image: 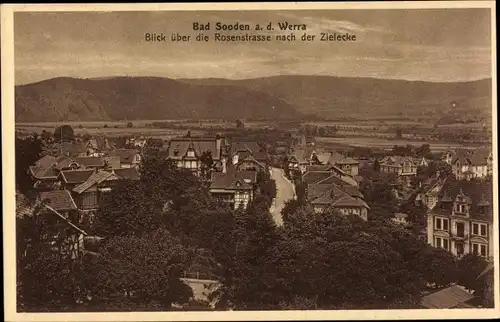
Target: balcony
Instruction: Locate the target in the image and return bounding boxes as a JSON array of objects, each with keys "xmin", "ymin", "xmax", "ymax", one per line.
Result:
[{"xmin": 451, "ymin": 234, "xmax": 468, "ymax": 241}]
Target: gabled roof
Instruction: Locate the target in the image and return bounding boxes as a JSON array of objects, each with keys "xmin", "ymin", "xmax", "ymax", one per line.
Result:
[
  {"xmin": 380, "ymin": 156, "xmax": 418, "ymax": 166},
  {"xmin": 451, "ymin": 147, "xmax": 491, "ymax": 166},
  {"xmin": 236, "ymin": 155, "xmax": 265, "ymax": 169},
  {"xmin": 302, "ymin": 171, "xmax": 332, "ymax": 185},
  {"xmin": 86, "ymin": 137, "xmax": 114, "ymax": 151},
  {"xmin": 316, "ymin": 174, "xmax": 352, "ymax": 187},
  {"xmin": 168, "ymin": 138, "xmax": 221, "ymax": 160},
  {"xmin": 110, "ymin": 149, "xmax": 140, "ymax": 164},
  {"xmin": 73, "ymin": 170, "xmax": 119, "ymax": 194},
  {"xmin": 75, "ymin": 156, "xmax": 106, "ymax": 168},
  {"xmin": 289, "ymin": 147, "xmax": 315, "ymax": 164},
  {"xmin": 315, "ymin": 152, "xmax": 331, "ymax": 165},
  {"xmin": 59, "ymin": 169, "xmax": 94, "ymax": 184},
  {"xmin": 39, "ymin": 190, "xmax": 78, "ymax": 212},
  {"xmin": 307, "ymin": 184, "xmax": 334, "ymax": 201},
  {"xmin": 431, "ymin": 178, "xmax": 493, "ymax": 220},
  {"xmin": 421, "ymin": 285, "xmax": 474, "ymax": 309},
  {"xmin": 310, "ymin": 186, "xmax": 369, "ymax": 209},
  {"xmin": 29, "ymin": 163, "xmax": 59, "ymax": 179},
  {"xmin": 114, "ymin": 167, "xmax": 140, "ymax": 181},
  {"xmin": 305, "ymin": 165, "xmax": 332, "ymax": 172},
  {"xmin": 54, "ymin": 156, "xmax": 80, "ymax": 170},
  {"xmin": 231, "ymin": 141, "xmax": 261, "ymax": 154},
  {"xmin": 210, "ymin": 169, "xmax": 255, "ymax": 191}
]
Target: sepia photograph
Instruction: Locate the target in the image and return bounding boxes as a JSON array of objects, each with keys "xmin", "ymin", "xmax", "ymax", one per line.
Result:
[{"xmin": 2, "ymin": 1, "xmax": 498, "ymax": 321}]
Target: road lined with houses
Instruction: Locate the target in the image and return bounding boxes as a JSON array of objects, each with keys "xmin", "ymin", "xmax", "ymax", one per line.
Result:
[{"xmin": 270, "ymin": 167, "xmax": 296, "ymax": 226}]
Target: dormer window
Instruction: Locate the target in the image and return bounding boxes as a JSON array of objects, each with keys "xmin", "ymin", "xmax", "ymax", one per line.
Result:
[
  {"xmin": 173, "ymin": 149, "xmax": 179, "ymax": 157},
  {"xmin": 187, "ymin": 150, "xmax": 195, "ymax": 158}
]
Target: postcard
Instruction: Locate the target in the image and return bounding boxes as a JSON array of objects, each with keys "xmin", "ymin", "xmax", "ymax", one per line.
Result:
[{"xmin": 2, "ymin": 1, "xmax": 498, "ymax": 321}]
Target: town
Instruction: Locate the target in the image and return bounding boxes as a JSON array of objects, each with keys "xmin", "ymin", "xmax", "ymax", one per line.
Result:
[{"xmin": 15, "ymin": 121, "xmax": 494, "ymax": 311}]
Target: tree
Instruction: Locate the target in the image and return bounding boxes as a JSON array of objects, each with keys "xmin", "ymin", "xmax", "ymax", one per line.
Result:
[
  {"xmin": 414, "ymin": 246, "xmax": 457, "ymax": 289},
  {"xmin": 456, "ymin": 254, "xmax": 488, "ymax": 292},
  {"xmin": 85, "ymin": 229, "xmax": 194, "ymax": 310},
  {"xmin": 53, "ymin": 125, "xmax": 75, "ymax": 142},
  {"xmin": 415, "ymin": 144, "xmax": 433, "ymax": 159},
  {"xmin": 256, "ymin": 170, "xmax": 277, "ymax": 203},
  {"xmin": 199, "ymin": 151, "xmax": 215, "ymax": 181},
  {"xmin": 15, "ymin": 135, "xmax": 43, "ymax": 197},
  {"xmin": 127, "ymin": 122, "xmax": 134, "ymax": 128},
  {"xmin": 210, "ymin": 205, "xmax": 280, "ymax": 310},
  {"xmin": 271, "ymin": 209, "xmax": 425, "ymax": 309},
  {"xmin": 235, "ymin": 119, "xmax": 245, "ymax": 129}
]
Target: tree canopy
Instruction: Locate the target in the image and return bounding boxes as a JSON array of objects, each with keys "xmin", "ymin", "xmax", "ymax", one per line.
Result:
[{"xmin": 53, "ymin": 125, "xmax": 75, "ymax": 142}]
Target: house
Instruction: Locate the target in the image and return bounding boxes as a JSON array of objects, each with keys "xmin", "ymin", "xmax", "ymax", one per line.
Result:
[
  {"xmin": 167, "ymin": 137, "xmax": 227, "ymax": 175},
  {"xmin": 308, "ymin": 185, "xmax": 369, "ymax": 220},
  {"xmin": 287, "ymin": 147, "xmax": 317, "ymax": 174},
  {"xmin": 450, "ymin": 147, "xmax": 492, "ymax": 180},
  {"xmin": 84, "ymin": 137, "xmax": 115, "ymax": 156},
  {"xmin": 327, "ymin": 151, "xmax": 360, "ymax": 176},
  {"xmin": 427, "ymin": 179, "xmax": 493, "ymax": 259},
  {"xmin": 110, "ymin": 149, "xmax": 142, "ymax": 168},
  {"xmin": 209, "ymin": 168, "xmax": 256, "ymax": 210},
  {"xmin": 70, "ymin": 168, "xmax": 141, "ymax": 212},
  {"xmin": 57, "ymin": 169, "xmax": 95, "ymax": 191},
  {"xmin": 29, "ymin": 155, "xmax": 82, "ymax": 190},
  {"xmin": 235, "ymin": 154, "xmax": 266, "ymax": 173},
  {"xmin": 415, "ymin": 176, "xmax": 448, "ymax": 210},
  {"xmin": 37, "ymin": 190, "xmax": 86, "ymax": 260},
  {"xmin": 420, "ymin": 285, "xmax": 475, "ymax": 309},
  {"xmin": 379, "ymin": 156, "xmax": 423, "ymax": 184},
  {"xmin": 302, "ymin": 165, "xmax": 359, "ymax": 187},
  {"xmin": 230, "ymin": 141, "xmax": 268, "ymax": 167},
  {"xmin": 74, "ymin": 156, "xmax": 108, "ymax": 170}
]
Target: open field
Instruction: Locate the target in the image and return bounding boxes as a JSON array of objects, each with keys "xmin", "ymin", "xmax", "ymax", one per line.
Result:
[{"xmin": 316, "ymin": 137, "xmax": 486, "ymax": 152}]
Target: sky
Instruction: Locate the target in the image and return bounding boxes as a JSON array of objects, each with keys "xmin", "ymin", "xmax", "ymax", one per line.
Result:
[{"xmin": 14, "ymin": 9, "xmax": 492, "ymax": 85}]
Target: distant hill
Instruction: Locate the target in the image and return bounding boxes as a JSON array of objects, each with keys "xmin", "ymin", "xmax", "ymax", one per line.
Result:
[
  {"xmin": 15, "ymin": 75, "xmax": 492, "ymax": 123},
  {"xmin": 179, "ymin": 76, "xmax": 493, "ymax": 122},
  {"xmin": 15, "ymin": 76, "xmax": 301, "ymax": 122}
]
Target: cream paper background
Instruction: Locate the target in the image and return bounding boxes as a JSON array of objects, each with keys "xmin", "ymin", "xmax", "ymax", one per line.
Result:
[{"xmin": 2, "ymin": 1, "xmax": 498, "ymax": 321}]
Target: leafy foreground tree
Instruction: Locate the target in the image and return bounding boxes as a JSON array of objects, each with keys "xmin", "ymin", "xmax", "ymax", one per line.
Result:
[
  {"xmin": 456, "ymin": 254, "xmax": 489, "ymax": 292},
  {"xmin": 82, "ymin": 229, "xmax": 194, "ymax": 311},
  {"xmin": 15, "ymin": 134, "xmax": 43, "ymax": 197},
  {"xmin": 210, "ymin": 201, "xmax": 280, "ymax": 310},
  {"xmin": 209, "ymin": 201, "xmax": 462, "ymax": 310}
]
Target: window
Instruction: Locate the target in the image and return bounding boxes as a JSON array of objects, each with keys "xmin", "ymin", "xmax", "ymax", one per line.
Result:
[
  {"xmin": 456, "ymin": 222, "xmax": 465, "ymax": 237},
  {"xmin": 472, "ymin": 223, "xmax": 487, "ymax": 237},
  {"xmin": 472, "ymin": 243, "xmax": 488, "ymax": 257},
  {"xmin": 480, "ymin": 245, "xmax": 487, "ymax": 257},
  {"xmin": 443, "ymin": 238, "xmax": 449, "ymax": 250},
  {"xmin": 455, "ymin": 242, "xmax": 464, "ymax": 256},
  {"xmin": 187, "ymin": 150, "xmax": 195, "ymax": 157},
  {"xmin": 435, "ymin": 217, "xmax": 449, "ymax": 231},
  {"xmin": 435, "ymin": 237, "xmax": 450, "ymax": 251}
]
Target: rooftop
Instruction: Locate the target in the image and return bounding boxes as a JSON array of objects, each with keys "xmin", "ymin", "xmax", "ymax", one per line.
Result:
[{"xmin": 39, "ymin": 190, "xmax": 78, "ymax": 212}]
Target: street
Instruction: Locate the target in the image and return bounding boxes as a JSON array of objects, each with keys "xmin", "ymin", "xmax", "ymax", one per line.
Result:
[{"xmin": 270, "ymin": 167, "xmax": 296, "ymax": 226}]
